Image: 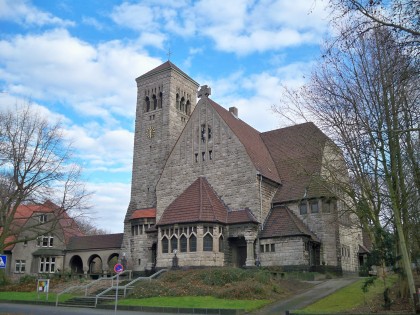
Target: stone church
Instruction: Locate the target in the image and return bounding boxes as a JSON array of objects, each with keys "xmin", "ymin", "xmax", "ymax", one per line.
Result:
[{"xmin": 122, "ymin": 61, "xmax": 362, "ymax": 274}]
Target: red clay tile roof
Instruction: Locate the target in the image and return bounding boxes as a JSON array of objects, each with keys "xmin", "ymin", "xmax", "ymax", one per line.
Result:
[
  {"xmin": 66, "ymin": 233, "xmax": 124, "ymax": 251},
  {"xmin": 2, "ymin": 201, "xmax": 83, "ymax": 250},
  {"xmin": 260, "ymin": 205, "xmax": 320, "ymax": 242},
  {"xmin": 227, "ymin": 209, "xmax": 258, "ymax": 224},
  {"xmin": 207, "ymin": 98, "xmax": 281, "ymax": 184},
  {"xmin": 130, "ymin": 208, "xmax": 156, "ymax": 220},
  {"xmin": 158, "ymin": 177, "xmax": 229, "ymax": 226},
  {"xmin": 261, "ymin": 122, "xmax": 334, "ymax": 203}
]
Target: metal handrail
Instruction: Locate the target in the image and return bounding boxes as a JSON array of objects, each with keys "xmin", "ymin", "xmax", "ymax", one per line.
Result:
[
  {"xmin": 94, "ymin": 269, "xmax": 168, "ymax": 306},
  {"xmin": 55, "ymin": 270, "xmax": 132, "ymax": 307},
  {"xmin": 122, "ymin": 269, "xmax": 168, "ymax": 297}
]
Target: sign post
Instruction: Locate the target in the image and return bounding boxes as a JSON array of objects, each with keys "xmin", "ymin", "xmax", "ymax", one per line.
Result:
[
  {"xmin": 0, "ymin": 255, "xmax": 7, "ymax": 269},
  {"xmin": 114, "ymin": 263, "xmax": 124, "ymax": 314},
  {"xmin": 37, "ymin": 279, "xmax": 50, "ymax": 301}
]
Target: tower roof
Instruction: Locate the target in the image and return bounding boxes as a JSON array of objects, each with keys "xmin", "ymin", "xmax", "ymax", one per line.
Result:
[{"xmin": 136, "ymin": 61, "xmax": 199, "ymax": 86}]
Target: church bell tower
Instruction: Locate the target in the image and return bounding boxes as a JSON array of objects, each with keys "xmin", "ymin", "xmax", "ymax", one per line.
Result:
[{"xmin": 122, "ymin": 61, "xmax": 199, "ymax": 270}]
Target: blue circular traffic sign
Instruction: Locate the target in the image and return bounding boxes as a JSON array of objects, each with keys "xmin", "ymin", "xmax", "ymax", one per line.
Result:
[{"xmin": 114, "ymin": 263, "xmax": 123, "ymax": 273}]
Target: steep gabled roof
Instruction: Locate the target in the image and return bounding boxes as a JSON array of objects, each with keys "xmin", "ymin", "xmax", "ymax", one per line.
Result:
[
  {"xmin": 261, "ymin": 122, "xmax": 333, "ymax": 203},
  {"xmin": 67, "ymin": 233, "xmax": 124, "ymax": 251},
  {"xmin": 2, "ymin": 201, "xmax": 83, "ymax": 251},
  {"xmin": 158, "ymin": 177, "xmax": 229, "ymax": 226},
  {"xmin": 137, "ymin": 61, "xmax": 199, "ymax": 86},
  {"xmin": 208, "ymin": 98, "xmax": 281, "ymax": 183},
  {"xmin": 260, "ymin": 205, "xmax": 319, "ymax": 242}
]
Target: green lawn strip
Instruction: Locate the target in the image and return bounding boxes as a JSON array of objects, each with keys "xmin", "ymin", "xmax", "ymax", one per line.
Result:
[
  {"xmin": 116, "ymin": 296, "xmax": 270, "ymax": 311},
  {"xmin": 294, "ymin": 275, "xmax": 398, "ymax": 314},
  {"xmin": 0, "ymin": 291, "xmax": 74, "ymax": 302}
]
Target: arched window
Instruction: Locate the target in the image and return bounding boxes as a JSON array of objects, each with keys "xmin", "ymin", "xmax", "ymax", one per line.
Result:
[
  {"xmin": 219, "ymin": 236, "xmax": 224, "ymax": 252},
  {"xmin": 161, "ymin": 237, "xmax": 168, "ymax": 253},
  {"xmin": 180, "ymin": 235, "xmax": 187, "ymax": 252},
  {"xmin": 180, "ymin": 97, "xmax": 185, "ymax": 112},
  {"xmin": 176, "ymin": 94, "xmax": 180, "ymax": 110},
  {"xmin": 145, "ymin": 97, "xmax": 150, "ymax": 112},
  {"xmin": 152, "ymin": 95, "xmax": 157, "ymax": 110},
  {"xmin": 186, "ymin": 100, "xmax": 191, "ymax": 115},
  {"xmin": 158, "ymin": 92, "xmax": 163, "ymax": 109},
  {"xmin": 189, "ymin": 234, "xmax": 197, "ymax": 252},
  {"xmin": 203, "ymin": 234, "xmax": 213, "ymax": 251},
  {"xmin": 170, "ymin": 236, "xmax": 178, "ymax": 253}
]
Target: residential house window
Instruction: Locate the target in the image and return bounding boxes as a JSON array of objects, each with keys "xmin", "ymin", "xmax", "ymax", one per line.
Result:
[
  {"xmin": 219, "ymin": 236, "xmax": 224, "ymax": 252},
  {"xmin": 39, "ymin": 214, "xmax": 47, "ymax": 223},
  {"xmin": 271, "ymin": 244, "xmax": 275, "ymax": 252},
  {"xmin": 37, "ymin": 235, "xmax": 53, "ymax": 247},
  {"xmin": 299, "ymin": 202, "xmax": 307, "ymax": 215},
  {"xmin": 322, "ymin": 199, "xmax": 336, "ymax": 213},
  {"xmin": 310, "ymin": 200, "xmax": 319, "ymax": 213},
  {"xmin": 39, "ymin": 257, "xmax": 55, "ymax": 273},
  {"xmin": 260, "ymin": 245, "xmax": 264, "ymax": 253},
  {"xmin": 15, "ymin": 260, "xmax": 26, "ymax": 273}
]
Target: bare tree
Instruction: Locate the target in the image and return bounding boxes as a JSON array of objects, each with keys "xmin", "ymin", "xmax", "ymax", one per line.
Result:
[
  {"xmin": 329, "ymin": 0, "xmax": 420, "ymax": 38},
  {"xmin": 0, "ymin": 103, "xmax": 91, "ymax": 254},
  {"xmin": 275, "ymin": 24, "xmax": 419, "ymax": 303},
  {"xmin": 74, "ymin": 217, "xmax": 111, "ymax": 235}
]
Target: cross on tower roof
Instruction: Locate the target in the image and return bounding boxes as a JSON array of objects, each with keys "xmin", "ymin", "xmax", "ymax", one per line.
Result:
[{"xmin": 197, "ymin": 85, "xmax": 211, "ymax": 99}]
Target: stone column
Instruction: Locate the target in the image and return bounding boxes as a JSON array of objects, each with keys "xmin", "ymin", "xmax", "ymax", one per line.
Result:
[
  {"xmin": 245, "ymin": 232, "xmax": 256, "ymax": 267},
  {"xmin": 197, "ymin": 225, "xmax": 204, "ymax": 252}
]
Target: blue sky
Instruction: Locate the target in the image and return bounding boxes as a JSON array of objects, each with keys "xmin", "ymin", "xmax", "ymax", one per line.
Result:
[{"xmin": 0, "ymin": 0, "xmax": 331, "ymax": 232}]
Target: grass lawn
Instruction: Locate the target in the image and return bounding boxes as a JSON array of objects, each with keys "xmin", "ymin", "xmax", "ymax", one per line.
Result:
[
  {"xmin": 294, "ymin": 275, "xmax": 398, "ymax": 314},
  {"xmin": 0, "ymin": 291, "xmax": 73, "ymax": 302},
  {"xmin": 117, "ymin": 296, "xmax": 270, "ymax": 311}
]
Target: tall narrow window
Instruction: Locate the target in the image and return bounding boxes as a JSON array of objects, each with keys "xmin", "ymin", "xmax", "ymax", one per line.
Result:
[
  {"xmin": 203, "ymin": 234, "xmax": 213, "ymax": 251},
  {"xmin": 162, "ymin": 237, "xmax": 169, "ymax": 253},
  {"xmin": 219, "ymin": 236, "xmax": 224, "ymax": 252},
  {"xmin": 180, "ymin": 235, "xmax": 187, "ymax": 252},
  {"xmin": 145, "ymin": 97, "xmax": 150, "ymax": 112},
  {"xmin": 152, "ymin": 94, "xmax": 157, "ymax": 110},
  {"xmin": 170, "ymin": 236, "xmax": 178, "ymax": 253},
  {"xmin": 180, "ymin": 97, "xmax": 185, "ymax": 112},
  {"xmin": 189, "ymin": 235, "xmax": 197, "ymax": 252},
  {"xmin": 158, "ymin": 92, "xmax": 163, "ymax": 108},
  {"xmin": 175, "ymin": 94, "xmax": 180, "ymax": 110},
  {"xmin": 186, "ymin": 100, "xmax": 191, "ymax": 115}
]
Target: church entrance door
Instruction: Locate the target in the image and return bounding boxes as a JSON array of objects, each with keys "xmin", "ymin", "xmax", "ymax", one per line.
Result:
[{"xmin": 228, "ymin": 237, "xmax": 247, "ymax": 267}]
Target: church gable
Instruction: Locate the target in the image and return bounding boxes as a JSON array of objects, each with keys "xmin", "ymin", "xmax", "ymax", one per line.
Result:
[{"xmin": 156, "ymin": 92, "xmax": 262, "ymax": 222}]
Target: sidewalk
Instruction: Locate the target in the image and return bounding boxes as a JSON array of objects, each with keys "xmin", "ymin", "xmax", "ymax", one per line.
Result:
[{"xmin": 252, "ymin": 277, "xmax": 359, "ymax": 315}]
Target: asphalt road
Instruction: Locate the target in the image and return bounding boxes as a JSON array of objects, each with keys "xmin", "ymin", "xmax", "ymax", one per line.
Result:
[{"xmin": 0, "ymin": 303, "xmax": 193, "ymax": 315}]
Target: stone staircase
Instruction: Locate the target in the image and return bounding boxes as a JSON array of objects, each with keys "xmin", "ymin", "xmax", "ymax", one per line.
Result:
[{"xmin": 56, "ymin": 269, "xmax": 167, "ymax": 309}]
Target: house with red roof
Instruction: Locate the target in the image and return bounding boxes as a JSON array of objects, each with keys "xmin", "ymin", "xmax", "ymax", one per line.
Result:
[
  {"xmin": 1, "ymin": 201, "xmax": 83, "ymax": 279},
  {"xmin": 121, "ymin": 61, "xmax": 364, "ymax": 274}
]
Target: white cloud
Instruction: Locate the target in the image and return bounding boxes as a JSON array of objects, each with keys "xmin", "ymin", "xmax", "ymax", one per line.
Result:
[
  {"xmin": 108, "ymin": 0, "xmax": 328, "ymax": 54},
  {"xmin": 0, "ymin": 29, "xmax": 162, "ymax": 122},
  {"xmin": 0, "ymin": 0, "xmax": 74, "ymax": 27},
  {"xmin": 85, "ymin": 181, "xmax": 131, "ymax": 233}
]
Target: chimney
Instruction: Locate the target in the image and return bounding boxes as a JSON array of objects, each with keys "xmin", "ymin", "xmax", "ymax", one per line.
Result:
[{"xmin": 229, "ymin": 107, "xmax": 238, "ymax": 117}]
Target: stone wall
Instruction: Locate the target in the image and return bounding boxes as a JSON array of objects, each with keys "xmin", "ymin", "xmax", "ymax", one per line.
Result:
[{"xmin": 259, "ymin": 237, "xmax": 307, "ymax": 266}]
